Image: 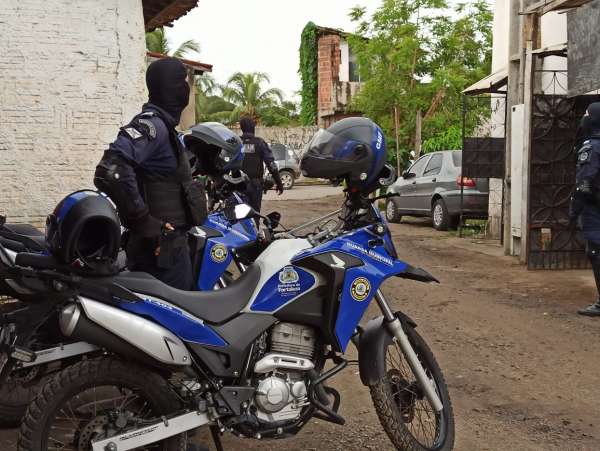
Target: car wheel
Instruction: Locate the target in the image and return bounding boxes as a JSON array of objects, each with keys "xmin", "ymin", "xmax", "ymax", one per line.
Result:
[
  {"xmin": 280, "ymin": 170, "xmax": 294, "ymax": 190},
  {"xmin": 385, "ymin": 198, "xmax": 402, "ymax": 223},
  {"xmin": 432, "ymin": 199, "xmax": 450, "ymax": 231}
]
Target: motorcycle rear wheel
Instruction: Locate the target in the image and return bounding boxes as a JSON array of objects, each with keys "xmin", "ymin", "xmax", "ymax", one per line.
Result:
[
  {"xmin": 18, "ymin": 356, "xmax": 187, "ymax": 451},
  {"xmin": 370, "ymin": 325, "xmax": 455, "ymax": 451}
]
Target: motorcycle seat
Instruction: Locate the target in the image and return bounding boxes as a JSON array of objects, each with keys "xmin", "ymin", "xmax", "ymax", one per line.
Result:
[
  {"xmin": 113, "ymin": 264, "xmax": 261, "ymax": 324},
  {"xmin": 0, "ymin": 224, "xmax": 46, "ymax": 252}
]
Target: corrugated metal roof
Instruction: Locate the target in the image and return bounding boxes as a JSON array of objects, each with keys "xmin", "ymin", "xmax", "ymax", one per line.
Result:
[
  {"xmin": 146, "ymin": 51, "xmax": 212, "ymax": 74},
  {"xmin": 463, "ymin": 67, "xmax": 508, "ymax": 96},
  {"xmin": 143, "ymin": 0, "xmax": 198, "ymax": 31}
]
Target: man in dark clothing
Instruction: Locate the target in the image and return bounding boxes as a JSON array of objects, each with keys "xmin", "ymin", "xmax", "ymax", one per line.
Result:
[
  {"xmin": 94, "ymin": 57, "xmax": 207, "ymax": 290},
  {"xmin": 570, "ymin": 102, "xmax": 600, "ymax": 316},
  {"xmin": 240, "ymin": 117, "xmax": 283, "ymax": 212}
]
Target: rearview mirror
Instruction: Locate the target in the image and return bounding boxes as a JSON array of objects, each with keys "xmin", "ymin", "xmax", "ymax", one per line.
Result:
[
  {"xmin": 402, "ymin": 172, "xmax": 416, "ymax": 179},
  {"xmin": 265, "ymin": 211, "xmax": 281, "ymax": 229},
  {"xmin": 224, "ymin": 203, "xmax": 256, "ymax": 222}
]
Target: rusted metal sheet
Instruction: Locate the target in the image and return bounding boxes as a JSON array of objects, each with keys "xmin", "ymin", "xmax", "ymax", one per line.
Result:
[
  {"xmin": 567, "ymin": 0, "xmax": 600, "ymax": 96},
  {"xmin": 143, "ymin": 0, "xmax": 198, "ymax": 31}
]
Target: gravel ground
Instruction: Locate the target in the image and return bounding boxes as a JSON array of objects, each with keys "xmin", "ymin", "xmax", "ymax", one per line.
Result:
[{"xmin": 2, "ymin": 193, "xmax": 599, "ymax": 450}]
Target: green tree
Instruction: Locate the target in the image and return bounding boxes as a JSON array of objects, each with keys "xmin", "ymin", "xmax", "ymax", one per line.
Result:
[
  {"xmin": 348, "ymin": 0, "xmax": 492, "ymax": 167},
  {"xmin": 222, "ymin": 72, "xmax": 285, "ymax": 122},
  {"xmin": 145, "ymin": 27, "xmax": 200, "ymax": 58}
]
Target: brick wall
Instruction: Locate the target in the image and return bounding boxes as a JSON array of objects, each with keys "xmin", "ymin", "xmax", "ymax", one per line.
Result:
[
  {"xmin": 317, "ymin": 34, "xmax": 341, "ymax": 123},
  {"xmin": 0, "ymin": 0, "xmax": 147, "ymax": 227}
]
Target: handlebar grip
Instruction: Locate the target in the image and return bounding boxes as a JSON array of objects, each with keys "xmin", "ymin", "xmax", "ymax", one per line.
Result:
[{"xmin": 14, "ymin": 253, "xmax": 60, "ymax": 270}]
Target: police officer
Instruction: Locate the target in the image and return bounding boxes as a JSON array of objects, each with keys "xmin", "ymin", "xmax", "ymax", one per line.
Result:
[
  {"xmin": 239, "ymin": 116, "xmax": 284, "ymax": 212},
  {"xmin": 94, "ymin": 57, "xmax": 207, "ymax": 290},
  {"xmin": 570, "ymin": 102, "xmax": 600, "ymax": 316}
]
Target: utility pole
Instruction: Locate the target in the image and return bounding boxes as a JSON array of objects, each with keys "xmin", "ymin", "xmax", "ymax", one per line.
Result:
[
  {"xmin": 394, "ymin": 106, "xmax": 401, "ymax": 176},
  {"xmin": 415, "ymin": 110, "xmax": 422, "ymax": 159}
]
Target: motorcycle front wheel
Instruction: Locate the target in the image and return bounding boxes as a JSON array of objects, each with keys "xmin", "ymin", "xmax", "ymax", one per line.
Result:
[{"xmin": 370, "ymin": 325, "xmax": 455, "ymax": 451}]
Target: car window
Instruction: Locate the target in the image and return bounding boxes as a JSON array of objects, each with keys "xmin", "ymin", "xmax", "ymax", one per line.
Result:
[
  {"xmin": 452, "ymin": 151, "xmax": 462, "ymax": 167},
  {"xmin": 408, "ymin": 155, "xmax": 429, "ymax": 177},
  {"xmin": 423, "ymin": 153, "xmax": 443, "ymax": 176},
  {"xmin": 270, "ymin": 144, "xmax": 286, "ymax": 160}
]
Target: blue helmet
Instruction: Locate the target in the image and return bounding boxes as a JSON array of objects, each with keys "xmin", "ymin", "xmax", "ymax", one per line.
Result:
[
  {"xmin": 46, "ymin": 190, "xmax": 121, "ymax": 272},
  {"xmin": 183, "ymin": 122, "xmax": 244, "ymax": 175},
  {"xmin": 301, "ymin": 117, "xmax": 388, "ymax": 191}
]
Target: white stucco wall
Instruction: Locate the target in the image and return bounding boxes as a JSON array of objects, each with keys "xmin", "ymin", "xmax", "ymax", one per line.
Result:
[
  {"xmin": 0, "ymin": 0, "xmax": 147, "ymax": 226},
  {"xmin": 540, "ymin": 12, "xmax": 568, "ymax": 94},
  {"xmin": 487, "ymin": 0, "xmax": 511, "ymax": 238}
]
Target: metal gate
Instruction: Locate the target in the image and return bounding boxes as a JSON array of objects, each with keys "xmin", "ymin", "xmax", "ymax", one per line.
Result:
[{"xmin": 527, "ymin": 92, "xmax": 600, "ymax": 269}]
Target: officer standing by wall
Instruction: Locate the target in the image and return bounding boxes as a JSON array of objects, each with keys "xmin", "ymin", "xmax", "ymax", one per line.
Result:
[
  {"xmin": 94, "ymin": 57, "xmax": 207, "ymax": 290},
  {"xmin": 570, "ymin": 102, "xmax": 600, "ymax": 316},
  {"xmin": 239, "ymin": 116, "xmax": 284, "ymax": 212}
]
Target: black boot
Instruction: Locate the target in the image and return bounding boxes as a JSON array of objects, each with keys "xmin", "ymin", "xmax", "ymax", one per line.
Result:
[
  {"xmin": 578, "ymin": 299, "xmax": 600, "ymax": 316},
  {"xmin": 580, "ymin": 253, "xmax": 600, "ymax": 316}
]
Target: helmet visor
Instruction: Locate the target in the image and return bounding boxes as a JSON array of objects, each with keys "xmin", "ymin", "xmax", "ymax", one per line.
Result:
[{"xmin": 305, "ymin": 129, "xmax": 359, "ymax": 159}]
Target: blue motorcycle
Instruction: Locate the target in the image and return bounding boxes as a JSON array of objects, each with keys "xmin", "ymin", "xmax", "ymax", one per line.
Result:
[
  {"xmin": 0, "ymin": 190, "xmax": 261, "ymax": 425},
  {"xmin": 0, "ymin": 190, "xmax": 454, "ymax": 451}
]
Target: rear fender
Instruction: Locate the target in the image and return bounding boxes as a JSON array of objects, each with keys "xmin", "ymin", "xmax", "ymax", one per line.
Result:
[{"xmin": 358, "ymin": 312, "xmax": 417, "ymax": 386}]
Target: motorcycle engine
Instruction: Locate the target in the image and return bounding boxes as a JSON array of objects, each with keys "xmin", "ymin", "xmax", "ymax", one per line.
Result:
[{"xmin": 252, "ymin": 322, "xmax": 317, "ymax": 423}]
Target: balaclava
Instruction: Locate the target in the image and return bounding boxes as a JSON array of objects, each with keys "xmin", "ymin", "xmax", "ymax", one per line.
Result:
[
  {"xmin": 240, "ymin": 116, "xmax": 256, "ymax": 135},
  {"xmin": 146, "ymin": 58, "xmax": 190, "ymax": 125}
]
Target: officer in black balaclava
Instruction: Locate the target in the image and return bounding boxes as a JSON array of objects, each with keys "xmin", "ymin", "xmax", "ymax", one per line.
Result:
[
  {"xmin": 239, "ymin": 116, "xmax": 284, "ymax": 212},
  {"xmin": 570, "ymin": 102, "xmax": 600, "ymax": 316},
  {"xmin": 94, "ymin": 57, "xmax": 207, "ymax": 290}
]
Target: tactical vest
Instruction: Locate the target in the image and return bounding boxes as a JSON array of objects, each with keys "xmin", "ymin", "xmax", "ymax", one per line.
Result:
[
  {"xmin": 241, "ymin": 136, "xmax": 265, "ymax": 179},
  {"xmin": 137, "ymin": 111, "xmax": 207, "ymax": 228}
]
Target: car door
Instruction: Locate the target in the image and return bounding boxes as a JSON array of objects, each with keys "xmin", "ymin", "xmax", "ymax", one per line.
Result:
[
  {"xmin": 414, "ymin": 153, "xmax": 444, "ymax": 212},
  {"xmin": 396, "ymin": 155, "xmax": 430, "ymax": 211}
]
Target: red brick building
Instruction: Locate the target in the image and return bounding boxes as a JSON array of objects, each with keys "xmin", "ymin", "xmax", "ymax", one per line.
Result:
[{"xmin": 316, "ymin": 26, "xmax": 363, "ymax": 127}]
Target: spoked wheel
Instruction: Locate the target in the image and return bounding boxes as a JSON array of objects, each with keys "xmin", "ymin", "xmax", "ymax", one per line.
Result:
[
  {"xmin": 370, "ymin": 326, "xmax": 454, "ymax": 450},
  {"xmin": 19, "ymin": 357, "xmax": 186, "ymax": 451}
]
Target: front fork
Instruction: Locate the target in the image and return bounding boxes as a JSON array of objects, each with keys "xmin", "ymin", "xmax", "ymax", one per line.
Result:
[{"xmin": 375, "ymin": 290, "xmax": 444, "ymax": 413}]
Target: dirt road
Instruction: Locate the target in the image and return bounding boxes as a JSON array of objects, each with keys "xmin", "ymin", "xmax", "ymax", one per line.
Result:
[{"xmin": 2, "ymin": 193, "xmax": 600, "ymax": 450}]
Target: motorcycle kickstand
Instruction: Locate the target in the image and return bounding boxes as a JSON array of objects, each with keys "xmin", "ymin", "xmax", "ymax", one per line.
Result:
[{"xmin": 210, "ymin": 425, "xmax": 225, "ymax": 451}]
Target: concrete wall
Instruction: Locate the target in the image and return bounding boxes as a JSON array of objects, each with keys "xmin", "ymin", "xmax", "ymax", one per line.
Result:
[
  {"xmin": 230, "ymin": 126, "xmax": 319, "ymax": 155},
  {"xmin": 0, "ymin": 0, "xmax": 147, "ymax": 226}
]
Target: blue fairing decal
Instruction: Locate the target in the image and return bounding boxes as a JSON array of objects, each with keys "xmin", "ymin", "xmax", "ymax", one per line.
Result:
[
  {"xmin": 117, "ymin": 298, "xmax": 227, "ymax": 347},
  {"xmin": 197, "ymin": 213, "xmax": 257, "ymax": 290},
  {"xmin": 250, "ymin": 266, "xmax": 316, "ymax": 313},
  {"xmin": 292, "ymin": 226, "xmax": 408, "ymax": 351}
]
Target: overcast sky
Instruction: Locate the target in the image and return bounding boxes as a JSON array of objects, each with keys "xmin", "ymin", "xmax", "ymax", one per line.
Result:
[{"xmin": 168, "ymin": 0, "xmax": 381, "ymax": 101}]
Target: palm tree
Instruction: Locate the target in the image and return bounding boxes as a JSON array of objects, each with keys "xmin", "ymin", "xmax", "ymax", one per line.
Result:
[
  {"xmin": 145, "ymin": 27, "xmax": 200, "ymax": 58},
  {"xmin": 222, "ymin": 72, "xmax": 284, "ymax": 121}
]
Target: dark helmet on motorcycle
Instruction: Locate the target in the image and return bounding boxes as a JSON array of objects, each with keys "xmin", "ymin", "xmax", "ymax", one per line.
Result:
[
  {"xmin": 46, "ymin": 190, "xmax": 121, "ymax": 273},
  {"xmin": 301, "ymin": 117, "xmax": 388, "ymax": 191},
  {"xmin": 184, "ymin": 122, "xmax": 244, "ymax": 176}
]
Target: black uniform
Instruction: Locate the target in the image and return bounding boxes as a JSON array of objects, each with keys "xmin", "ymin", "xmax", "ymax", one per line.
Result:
[
  {"xmin": 240, "ymin": 117, "xmax": 283, "ymax": 212},
  {"xmin": 94, "ymin": 58, "xmax": 207, "ymax": 290},
  {"xmin": 570, "ymin": 102, "xmax": 600, "ymax": 316}
]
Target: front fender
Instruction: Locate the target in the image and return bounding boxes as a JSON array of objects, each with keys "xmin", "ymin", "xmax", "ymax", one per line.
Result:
[
  {"xmin": 396, "ymin": 264, "xmax": 439, "ymax": 283},
  {"xmin": 358, "ymin": 312, "xmax": 417, "ymax": 386}
]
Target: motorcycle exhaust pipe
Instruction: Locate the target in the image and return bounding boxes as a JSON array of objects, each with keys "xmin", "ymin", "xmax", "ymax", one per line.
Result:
[
  {"xmin": 59, "ymin": 304, "xmax": 160, "ymax": 369},
  {"xmin": 59, "ymin": 300, "xmax": 192, "ymax": 369}
]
